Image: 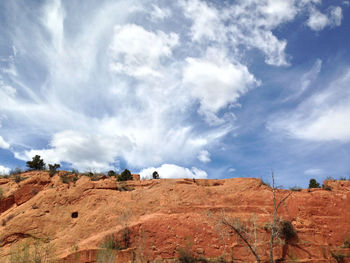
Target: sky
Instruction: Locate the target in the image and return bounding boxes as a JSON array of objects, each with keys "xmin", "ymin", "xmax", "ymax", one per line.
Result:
[{"xmin": 0, "ymin": 0, "xmax": 349, "ymax": 187}]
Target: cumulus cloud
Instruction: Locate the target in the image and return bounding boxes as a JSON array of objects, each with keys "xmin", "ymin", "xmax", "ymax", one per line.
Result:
[
  {"xmin": 139, "ymin": 164, "xmax": 208, "ymax": 179},
  {"xmin": 269, "ymin": 68, "xmax": 350, "ymax": 142},
  {"xmin": 197, "ymin": 150, "xmax": 210, "ymax": 163},
  {"xmin": 0, "ymin": 136, "xmax": 10, "ymax": 149},
  {"xmin": 180, "ymin": 0, "xmax": 294, "ymax": 66},
  {"xmin": 183, "ymin": 48, "xmax": 258, "ymax": 124},
  {"xmin": 109, "ymin": 24, "xmax": 179, "ymax": 78},
  {"xmin": 0, "ymin": 165, "xmax": 11, "ymax": 175},
  {"xmin": 0, "ymin": 0, "xmax": 345, "ymax": 174},
  {"xmin": 307, "ymin": 6, "xmax": 343, "ymax": 31}
]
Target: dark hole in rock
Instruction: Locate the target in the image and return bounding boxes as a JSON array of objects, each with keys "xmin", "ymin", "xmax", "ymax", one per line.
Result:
[{"xmin": 71, "ymin": 212, "xmax": 78, "ymax": 218}]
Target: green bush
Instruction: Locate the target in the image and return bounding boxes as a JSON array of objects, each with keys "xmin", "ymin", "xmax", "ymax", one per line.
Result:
[
  {"xmin": 322, "ymin": 185, "xmax": 332, "ymax": 191},
  {"xmin": 117, "ymin": 169, "xmax": 133, "ymax": 181},
  {"xmin": 278, "ymin": 220, "xmax": 297, "ymax": 242},
  {"xmin": 107, "ymin": 170, "xmax": 116, "ymax": 177},
  {"xmin": 26, "ymin": 155, "xmax": 46, "ymax": 170},
  {"xmin": 308, "ymin": 178, "xmax": 320, "ymax": 189},
  {"xmin": 48, "ymin": 163, "xmax": 60, "ymax": 177}
]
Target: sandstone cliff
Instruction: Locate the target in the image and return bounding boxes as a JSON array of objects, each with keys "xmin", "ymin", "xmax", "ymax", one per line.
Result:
[{"xmin": 0, "ymin": 171, "xmax": 350, "ymax": 262}]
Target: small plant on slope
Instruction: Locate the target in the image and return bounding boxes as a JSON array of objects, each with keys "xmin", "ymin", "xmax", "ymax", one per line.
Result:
[
  {"xmin": 308, "ymin": 178, "xmax": 320, "ymax": 189},
  {"xmin": 26, "ymin": 155, "xmax": 46, "ymax": 171}
]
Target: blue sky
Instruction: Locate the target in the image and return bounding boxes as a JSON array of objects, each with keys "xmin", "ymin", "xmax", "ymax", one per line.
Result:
[{"xmin": 0, "ymin": 0, "xmax": 349, "ymax": 187}]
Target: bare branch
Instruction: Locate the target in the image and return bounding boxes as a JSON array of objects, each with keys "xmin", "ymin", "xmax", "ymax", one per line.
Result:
[{"xmin": 221, "ymin": 218, "xmax": 261, "ymax": 263}]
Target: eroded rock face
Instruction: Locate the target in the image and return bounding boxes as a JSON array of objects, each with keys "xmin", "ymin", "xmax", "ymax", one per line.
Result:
[{"xmin": 0, "ymin": 173, "xmax": 350, "ymax": 262}]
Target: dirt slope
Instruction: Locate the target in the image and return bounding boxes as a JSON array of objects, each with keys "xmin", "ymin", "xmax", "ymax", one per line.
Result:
[{"xmin": 1, "ymin": 171, "xmax": 350, "ymax": 262}]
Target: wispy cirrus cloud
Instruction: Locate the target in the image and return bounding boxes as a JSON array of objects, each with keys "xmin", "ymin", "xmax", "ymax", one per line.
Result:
[
  {"xmin": 0, "ymin": 0, "xmax": 346, "ymax": 178},
  {"xmin": 268, "ymin": 67, "xmax": 350, "ymax": 142}
]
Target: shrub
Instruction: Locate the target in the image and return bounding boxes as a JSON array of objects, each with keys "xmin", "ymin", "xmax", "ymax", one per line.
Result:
[
  {"xmin": 10, "ymin": 167, "xmax": 22, "ymax": 175},
  {"xmin": 342, "ymin": 237, "xmax": 350, "ymax": 248},
  {"xmin": 13, "ymin": 175, "xmax": 24, "ymax": 183},
  {"xmin": 152, "ymin": 171, "xmax": 160, "ymax": 179},
  {"xmin": 278, "ymin": 220, "xmax": 297, "ymax": 242},
  {"xmin": 289, "ymin": 186, "xmax": 302, "ymax": 191},
  {"xmin": 117, "ymin": 169, "xmax": 133, "ymax": 181},
  {"xmin": 260, "ymin": 178, "xmax": 270, "ymax": 187},
  {"xmin": 48, "ymin": 163, "xmax": 60, "ymax": 177},
  {"xmin": 308, "ymin": 178, "xmax": 320, "ymax": 189},
  {"xmin": 116, "ymin": 182, "xmax": 134, "ymax": 192},
  {"xmin": 322, "ymin": 185, "xmax": 332, "ymax": 191},
  {"xmin": 178, "ymin": 247, "xmax": 197, "ymax": 263},
  {"xmin": 26, "ymin": 155, "xmax": 46, "ymax": 170},
  {"xmin": 60, "ymin": 174, "xmax": 72, "ymax": 184},
  {"xmin": 331, "ymin": 252, "xmax": 345, "ymax": 263},
  {"xmin": 0, "ymin": 187, "xmax": 3, "ymax": 200},
  {"xmin": 107, "ymin": 170, "xmax": 116, "ymax": 177},
  {"xmin": 100, "ymin": 234, "xmax": 122, "ymax": 250},
  {"xmin": 10, "ymin": 238, "xmax": 54, "ymax": 263}
]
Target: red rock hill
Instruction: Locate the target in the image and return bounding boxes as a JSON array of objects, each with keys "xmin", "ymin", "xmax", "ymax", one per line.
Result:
[{"xmin": 0, "ymin": 171, "xmax": 350, "ymax": 262}]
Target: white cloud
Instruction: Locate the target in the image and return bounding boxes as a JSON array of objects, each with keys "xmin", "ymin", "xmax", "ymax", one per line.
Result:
[
  {"xmin": 228, "ymin": 168, "xmax": 235, "ymax": 173},
  {"xmin": 139, "ymin": 164, "xmax": 207, "ymax": 179},
  {"xmin": 197, "ymin": 150, "xmax": 210, "ymax": 163},
  {"xmin": 304, "ymin": 168, "xmax": 324, "ymax": 176},
  {"xmin": 183, "ymin": 48, "xmax": 258, "ymax": 124},
  {"xmin": 109, "ymin": 24, "xmax": 178, "ymax": 78},
  {"xmin": 329, "ymin": 6, "xmax": 343, "ymax": 26},
  {"xmin": 180, "ymin": 0, "xmax": 293, "ymax": 66},
  {"xmin": 0, "ymin": 136, "xmax": 10, "ymax": 149},
  {"xmin": 284, "ymin": 59, "xmax": 322, "ymax": 101},
  {"xmin": 269, "ymin": 68, "xmax": 350, "ymax": 142},
  {"xmin": 181, "ymin": 0, "xmax": 225, "ymax": 42},
  {"xmin": 150, "ymin": 4, "xmax": 171, "ymax": 21},
  {"xmin": 307, "ymin": 6, "xmax": 343, "ymax": 31},
  {"xmin": 307, "ymin": 9, "xmax": 329, "ymax": 31},
  {"xmin": 0, "ymin": 0, "xmax": 345, "ymax": 173},
  {"xmin": 0, "ymin": 165, "xmax": 11, "ymax": 175}
]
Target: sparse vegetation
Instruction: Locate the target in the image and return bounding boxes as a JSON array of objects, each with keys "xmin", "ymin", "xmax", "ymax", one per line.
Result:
[
  {"xmin": 342, "ymin": 237, "xmax": 350, "ymax": 248},
  {"xmin": 10, "ymin": 167, "xmax": 22, "ymax": 175},
  {"xmin": 99, "ymin": 234, "xmax": 122, "ymax": 250},
  {"xmin": 178, "ymin": 247, "xmax": 198, "ymax": 263},
  {"xmin": 331, "ymin": 252, "xmax": 345, "ymax": 263},
  {"xmin": 60, "ymin": 174, "xmax": 74, "ymax": 184},
  {"xmin": 107, "ymin": 170, "xmax": 116, "ymax": 177},
  {"xmin": 0, "ymin": 187, "xmax": 3, "ymax": 200},
  {"xmin": 260, "ymin": 178, "xmax": 270, "ymax": 187},
  {"xmin": 117, "ymin": 169, "xmax": 133, "ymax": 181},
  {"xmin": 289, "ymin": 186, "xmax": 302, "ymax": 191},
  {"xmin": 116, "ymin": 182, "xmax": 134, "ymax": 192},
  {"xmin": 83, "ymin": 172, "xmax": 103, "ymax": 181},
  {"xmin": 48, "ymin": 163, "xmax": 60, "ymax": 177},
  {"xmin": 13, "ymin": 174, "xmax": 25, "ymax": 183},
  {"xmin": 322, "ymin": 184, "xmax": 332, "ymax": 191},
  {"xmin": 276, "ymin": 219, "xmax": 297, "ymax": 243},
  {"xmin": 308, "ymin": 178, "xmax": 320, "ymax": 189},
  {"xmin": 9, "ymin": 238, "xmax": 55, "ymax": 263},
  {"xmin": 26, "ymin": 155, "xmax": 46, "ymax": 170}
]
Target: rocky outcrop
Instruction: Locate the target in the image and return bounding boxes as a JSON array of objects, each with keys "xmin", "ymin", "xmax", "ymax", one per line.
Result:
[{"xmin": 0, "ymin": 173, "xmax": 349, "ymax": 262}]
